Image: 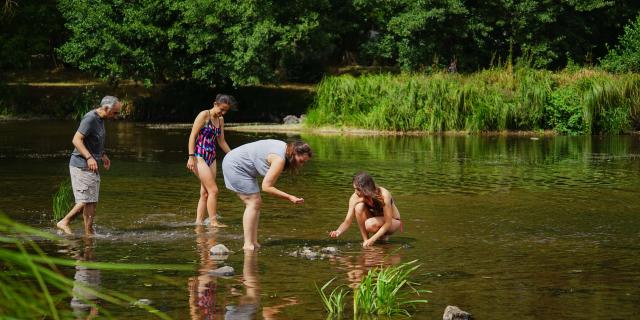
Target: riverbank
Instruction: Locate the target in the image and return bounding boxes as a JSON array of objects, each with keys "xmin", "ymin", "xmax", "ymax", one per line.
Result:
[
  {"xmin": 306, "ymin": 69, "xmax": 640, "ymax": 135},
  {"xmin": 225, "ymin": 123, "xmax": 563, "ymax": 136}
]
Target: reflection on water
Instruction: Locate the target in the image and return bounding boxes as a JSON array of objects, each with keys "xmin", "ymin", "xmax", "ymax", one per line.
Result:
[
  {"xmin": 2, "ymin": 121, "xmax": 640, "ymax": 319},
  {"xmin": 189, "ymin": 225, "xmax": 223, "ymax": 320},
  {"xmin": 225, "ymin": 251, "xmax": 299, "ymax": 320},
  {"xmin": 188, "ymin": 227, "xmax": 299, "ymax": 320},
  {"xmin": 329, "ymin": 245, "xmax": 402, "ymax": 289},
  {"xmin": 58, "ymin": 237, "xmax": 101, "ymax": 319}
]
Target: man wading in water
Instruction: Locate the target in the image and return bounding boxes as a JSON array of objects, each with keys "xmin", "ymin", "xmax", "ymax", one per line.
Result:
[{"xmin": 56, "ymin": 96, "xmax": 122, "ymax": 236}]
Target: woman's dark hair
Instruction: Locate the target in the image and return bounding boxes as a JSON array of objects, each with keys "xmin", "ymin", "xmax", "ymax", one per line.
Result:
[
  {"xmin": 284, "ymin": 141, "xmax": 312, "ymax": 171},
  {"xmin": 214, "ymin": 94, "xmax": 238, "ymax": 110},
  {"xmin": 353, "ymin": 172, "xmax": 384, "ymax": 211}
]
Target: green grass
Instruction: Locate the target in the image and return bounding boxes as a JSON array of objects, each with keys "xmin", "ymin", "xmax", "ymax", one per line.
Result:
[
  {"xmin": 52, "ymin": 178, "xmax": 73, "ymax": 221},
  {"xmin": 306, "ymin": 68, "xmax": 640, "ymax": 135},
  {"xmin": 317, "ymin": 260, "xmax": 429, "ymax": 318},
  {"xmin": 315, "ymin": 277, "xmax": 348, "ymax": 315},
  {"xmin": 0, "ymin": 213, "xmax": 191, "ymax": 319}
]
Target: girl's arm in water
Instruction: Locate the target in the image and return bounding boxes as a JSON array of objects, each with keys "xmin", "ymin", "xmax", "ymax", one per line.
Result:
[
  {"xmin": 329, "ymin": 193, "xmax": 358, "ymax": 238},
  {"xmin": 216, "ymin": 116, "xmax": 232, "ymax": 154}
]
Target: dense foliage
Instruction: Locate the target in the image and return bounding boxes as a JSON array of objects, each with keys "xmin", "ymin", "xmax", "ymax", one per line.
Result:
[
  {"xmin": 306, "ymin": 69, "xmax": 640, "ymax": 134},
  {"xmin": 600, "ymin": 13, "xmax": 640, "ymax": 73},
  {"xmin": 1, "ymin": 1, "xmax": 639, "ymax": 85}
]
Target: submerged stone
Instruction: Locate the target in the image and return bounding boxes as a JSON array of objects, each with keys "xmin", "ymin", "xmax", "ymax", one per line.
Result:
[
  {"xmin": 209, "ymin": 266, "xmax": 235, "ymax": 277},
  {"xmin": 210, "ymin": 244, "xmax": 231, "ymax": 255},
  {"xmin": 131, "ymin": 299, "xmax": 152, "ymax": 306},
  {"xmin": 320, "ymin": 246, "xmax": 338, "ymax": 254}
]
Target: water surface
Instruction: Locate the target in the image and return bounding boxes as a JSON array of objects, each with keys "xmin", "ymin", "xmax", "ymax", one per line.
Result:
[{"xmin": 1, "ymin": 120, "xmax": 639, "ymax": 319}]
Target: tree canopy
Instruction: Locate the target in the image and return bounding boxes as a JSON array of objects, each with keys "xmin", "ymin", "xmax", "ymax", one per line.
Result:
[{"xmin": 1, "ymin": 0, "xmax": 639, "ymax": 85}]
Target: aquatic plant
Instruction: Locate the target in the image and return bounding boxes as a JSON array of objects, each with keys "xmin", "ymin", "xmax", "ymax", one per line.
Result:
[
  {"xmin": 315, "ymin": 277, "xmax": 348, "ymax": 315},
  {"xmin": 0, "ymin": 213, "xmax": 189, "ymax": 319},
  {"xmin": 318, "ymin": 260, "xmax": 429, "ymax": 317},
  {"xmin": 51, "ymin": 178, "xmax": 73, "ymax": 221},
  {"xmin": 355, "ymin": 260, "xmax": 429, "ymax": 317}
]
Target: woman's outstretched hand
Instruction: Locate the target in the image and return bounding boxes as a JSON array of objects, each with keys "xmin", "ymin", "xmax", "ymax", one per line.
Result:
[
  {"xmin": 329, "ymin": 230, "xmax": 340, "ymax": 238},
  {"xmin": 288, "ymin": 195, "xmax": 304, "ymax": 204}
]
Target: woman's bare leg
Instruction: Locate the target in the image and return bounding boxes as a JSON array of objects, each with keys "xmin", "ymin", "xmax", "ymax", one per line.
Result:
[
  {"xmin": 354, "ymin": 203, "xmax": 372, "ymax": 241},
  {"xmin": 365, "ymin": 217, "xmax": 402, "ymax": 241},
  {"xmin": 238, "ymin": 193, "xmax": 262, "ymax": 250},
  {"xmin": 195, "ymin": 184, "xmax": 207, "ymax": 224},
  {"xmin": 195, "ymin": 158, "xmax": 226, "ymax": 227}
]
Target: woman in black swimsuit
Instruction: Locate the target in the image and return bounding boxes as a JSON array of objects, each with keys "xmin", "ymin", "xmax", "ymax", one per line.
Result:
[{"xmin": 329, "ymin": 172, "xmax": 402, "ymax": 247}]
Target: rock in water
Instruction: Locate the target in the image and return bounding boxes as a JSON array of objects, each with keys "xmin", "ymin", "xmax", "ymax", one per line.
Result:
[
  {"xmin": 282, "ymin": 115, "xmax": 300, "ymax": 124},
  {"xmin": 210, "ymin": 244, "xmax": 231, "ymax": 255},
  {"xmin": 320, "ymin": 246, "xmax": 338, "ymax": 254},
  {"xmin": 209, "ymin": 266, "xmax": 235, "ymax": 277},
  {"xmin": 443, "ymin": 305, "xmax": 473, "ymax": 320}
]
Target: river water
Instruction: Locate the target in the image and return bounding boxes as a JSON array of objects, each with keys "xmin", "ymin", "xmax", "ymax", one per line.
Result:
[{"xmin": 1, "ymin": 120, "xmax": 639, "ymax": 319}]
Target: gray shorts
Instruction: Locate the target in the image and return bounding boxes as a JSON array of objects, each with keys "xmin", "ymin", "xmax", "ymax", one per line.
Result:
[
  {"xmin": 69, "ymin": 166, "xmax": 100, "ymax": 203},
  {"xmin": 222, "ymin": 159, "xmax": 260, "ymax": 195}
]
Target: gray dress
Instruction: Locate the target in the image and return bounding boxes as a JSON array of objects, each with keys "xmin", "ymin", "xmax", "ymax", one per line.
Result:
[{"xmin": 222, "ymin": 139, "xmax": 287, "ymax": 194}]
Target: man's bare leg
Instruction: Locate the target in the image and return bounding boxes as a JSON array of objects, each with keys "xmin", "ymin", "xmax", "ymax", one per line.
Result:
[
  {"xmin": 82, "ymin": 203, "xmax": 97, "ymax": 236},
  {"xmin": 56, "ymin": 203, "xmax": 85, "ymax": 235}
]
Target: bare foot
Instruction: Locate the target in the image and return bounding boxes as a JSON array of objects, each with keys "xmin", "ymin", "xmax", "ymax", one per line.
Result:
[
  {"xmin": 56, "ymin": 221, "xmax": 72, "ymax": 235},
  {"xmin": 242, "ymin": 244, "xmax": 260, "ymax": 251},
  {"xmin": 253, "ymin": 242, "xmax": 261, "ymax": 249},
  {"xmin": 211, "ymin": 222, "xmax": 228, "ymax": 228}
]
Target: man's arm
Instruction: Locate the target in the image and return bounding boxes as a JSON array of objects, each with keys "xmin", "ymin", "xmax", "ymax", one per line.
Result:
[{"xmin": 72, "ymin": 132, "xmax": 98, "ymax": 172}]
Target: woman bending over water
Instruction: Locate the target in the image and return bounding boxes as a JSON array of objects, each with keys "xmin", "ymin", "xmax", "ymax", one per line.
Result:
[
  {"xmin": 329, "ymin": 172, "xmax": 402, "ymax": 247},
  {"xmin": 222, "ymin": 139, "xmax": 312, "ymax": 250},
  {"xmin": 186, "ymin": 94, "xmax": 237, "ymax": 227}
]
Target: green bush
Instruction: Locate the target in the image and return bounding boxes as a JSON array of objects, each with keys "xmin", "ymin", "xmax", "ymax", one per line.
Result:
[
  {"xmin": 545, "ymin": 86, "xmax": 583, "ymax": 135},
  {"xmin": 601, "ymin": 14, "xmax": 640, "ymax": 73}
]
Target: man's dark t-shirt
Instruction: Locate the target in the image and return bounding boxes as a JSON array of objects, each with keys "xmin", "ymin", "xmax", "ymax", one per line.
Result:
[{"xmin": 69, "ymin": 110, "xmax": 105, "ymax": 169}]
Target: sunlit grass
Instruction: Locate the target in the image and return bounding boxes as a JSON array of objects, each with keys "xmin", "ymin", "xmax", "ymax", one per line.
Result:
[
  {"xmin": 306, "ymin": 68, "xmax": 640, "ymax": 134},
  {"xmin": 315, "ymin": 277, "xmax": 348, "ymax": 315},
  {"xmin": 317, "ymin": 260, "xmax": 429, "ymax": 317}
]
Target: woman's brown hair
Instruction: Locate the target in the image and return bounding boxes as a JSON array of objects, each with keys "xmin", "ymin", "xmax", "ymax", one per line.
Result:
[
  {"xmin": 352, "ymin": 172, "xmax": 384, "ymax": 212},
  {"xmin": 284, "ymin": 141, "xmax": 312, "ymax": 171}
]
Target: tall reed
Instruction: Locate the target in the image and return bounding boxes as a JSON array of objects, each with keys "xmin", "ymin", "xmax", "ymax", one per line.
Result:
[
  {"xmin": 52, "ymin": 178, "xmax": 73, "ymax": 221},
  {"xmin": 306, "ymin": 68, "xmax": 640, "ymax": 134}
]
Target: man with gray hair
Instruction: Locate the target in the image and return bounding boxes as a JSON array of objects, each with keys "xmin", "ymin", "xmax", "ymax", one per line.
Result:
[{"xmin": 56, "ymin": 95, "xmax": 122, "ymax": 235}]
